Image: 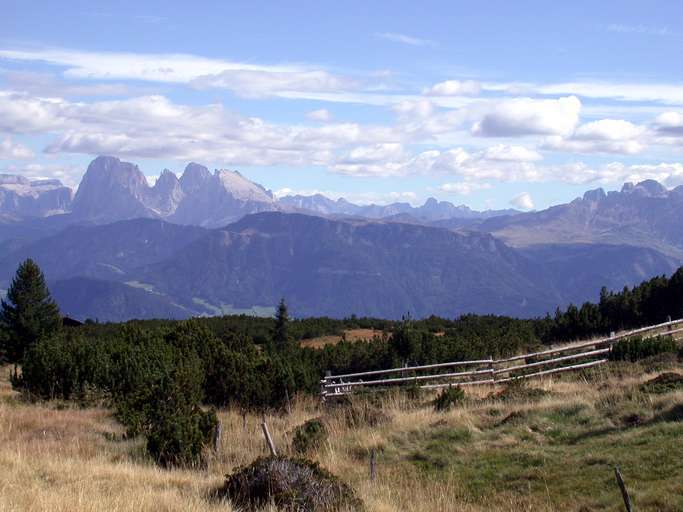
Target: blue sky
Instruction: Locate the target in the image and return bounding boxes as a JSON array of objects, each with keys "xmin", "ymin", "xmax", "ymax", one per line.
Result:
[{"xmin": 2, "ymin": 1, "xmax": 683, "ymax": 210}]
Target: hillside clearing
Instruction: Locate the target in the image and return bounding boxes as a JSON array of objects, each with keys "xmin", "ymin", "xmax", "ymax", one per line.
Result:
[
  {"xmin": 1, "ymin": 358, "xmax": 682, "ymax": 511},
  {"xmin": 300, "ymin": 328, "xmax": 386, "ymax": 348}
]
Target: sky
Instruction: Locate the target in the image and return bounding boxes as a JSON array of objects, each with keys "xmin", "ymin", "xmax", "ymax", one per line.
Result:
[{"xmin": 2, "ymin": 1, "xmax": 683, "ymax": 211}]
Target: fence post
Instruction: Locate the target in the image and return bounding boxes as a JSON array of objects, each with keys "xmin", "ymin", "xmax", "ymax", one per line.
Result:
[
  {"xmin": 261, "ymin": 420, "xmax": 277, "ymax": 457},
  {"xmin": 212, "ymin": 420, "xmax": 222, "ymax": 452},
  {"xmin": 614, "ymin": 467, "xmax": 633, "ymax": 512},
  {"xmin": 321, "ymin": 370, "xmax": 331, "ymax": 402},
  {"xmin": 369, "ymin": 448, "xmax": 377, "ymax": 482},
  {"xmin": 488, "ymin": 356, "xmax": 495, "ymax": 383},
  {"xmin": 285, "ymin": 388, "xmax": 292, "ymax": 415}
]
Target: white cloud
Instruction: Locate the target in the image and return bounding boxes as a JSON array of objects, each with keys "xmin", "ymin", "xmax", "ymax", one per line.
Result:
[
  {"xmin": 485, "ymin": 81, "xmax": 683, "ymax": 106},
  {"xmin": 0, "ymin": 137, "xmax": 34, "ymax": 159},
  {"xmin": 472, "ymin": 96, "xmax": 581, "ymax": 137},
  {"xmin": 2, "ymin": 70, "xmax": 135, "ymax": 97},
  {"xmin": 510, "ymin": 192, "xmax": 534, "ymax": 210},
  {"xmin": 651, "ymin": 112, "xmax": 683, "ymax": 146},
  {"xmin": 0, "ymin": 47, "xmax": 358, "ymax": 99},
  {"xmin": 306, "ymin": 109, "xmax": 332, "ymax": 122},
  {"xmin": 482, "ymin": 144, "xmax": 543, "ymax": 162},
  {"xmin": 438, "ymin": 181, "xmax": 491, "ymax": 195},
  {"xmin": 573, "ymin": 119, "xmax": 643, "ymax": 141},
  {"xmin": 423, "ymin": 80, "xmax": 481, "ymax": 96},
  {"xmin": 192, "ymin": 69, "xmax": 356, "ymax": 98},
  {"xmin": 0, "ymin": 90, "xmax": 408, "ymax": 171},
  {"xmin": 374, "ymin": 32, "xmax": 436, "ymax": 47},
  {"xmin": 331, "ymin": 144, "xmax": 544, "ymax": 179},
  {"xmin": 346, "ymin": 143, "xmax": 405, "ymax": 163},
  {"xmin": 542, "ymin": 119, "xmax": 646, "ymax": 155}
]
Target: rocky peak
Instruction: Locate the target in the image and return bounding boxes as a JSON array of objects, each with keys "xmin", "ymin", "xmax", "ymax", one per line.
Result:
[
  {"xmin": 633, "ymin": 179, "xmax": 668, "ymax": 198},
  {"xmin": 154, "ymin": 169, "xmax": 180, "ymax": 191},
  {"xmin": 179, "ymin": 163, "xmax": 212, "ymax": 194},
  {"xmin": 215, "ymin": 169, "xmax": 274, "ymax": 203},
  {"xmin": 582, "ymin": 187, "xmax": 606, "ymax": 202},
  {"xmin": 71, "ymin": 156, "xmax": 153, "ymax": 222}
]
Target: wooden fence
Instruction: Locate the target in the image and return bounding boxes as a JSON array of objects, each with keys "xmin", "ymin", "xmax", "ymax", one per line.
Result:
[{"xmin": 321, "ymin": 317, "xmax": 683, "ymax": 400}]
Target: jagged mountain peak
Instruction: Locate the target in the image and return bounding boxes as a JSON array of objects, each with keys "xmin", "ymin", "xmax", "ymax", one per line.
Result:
[
  {"xmin": 179, "ymin": 162, "xmax": 212, "ymax": 193},
  {"xmin": 582, "ymin": 187, "xmax": 606, "ymax": 202},
  {"xmin": 633, "ymin": 179, "xmax": 668, "ymax": 197},
  {"xmin": 214, "ymin": 168, "xmax": 275, "ymax": 202}
]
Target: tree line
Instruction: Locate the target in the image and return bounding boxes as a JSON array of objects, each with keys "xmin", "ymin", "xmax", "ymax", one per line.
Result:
[{"xmin": 1, "ymin": 259, "xmax": 682, "ymax": 466}]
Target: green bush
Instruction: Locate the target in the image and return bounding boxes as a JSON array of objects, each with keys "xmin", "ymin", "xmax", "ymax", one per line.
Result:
[
  {"xmin": 639, "ymin": 372, "xmax": 683, "ymax": 394},
  {"xmin": 16, "ymin": 332, "xmax": 100, "ymax": 400},
  {"xmin": 609, "ymin": 335, "xmax": 677, "ymax": 362},
  {"xmin": 432, "ymin": 386, "xmax": 465, "ymax": 412},
  {"xmin": 146, "ymin": 406, "xmax": 217, "ymax": 468},
  {"xmin": 292, "ymin": 418, "xmax": 328, "ymax": 454}
]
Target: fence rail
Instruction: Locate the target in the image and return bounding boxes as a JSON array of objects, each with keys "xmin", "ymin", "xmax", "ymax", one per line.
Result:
[{"xmin": 321, "ymin": 317, "xmax": 683, "ymax": 399}]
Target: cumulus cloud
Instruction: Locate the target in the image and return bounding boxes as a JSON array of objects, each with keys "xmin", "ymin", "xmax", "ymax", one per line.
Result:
[
  {"xmin": 651, "ymin": 112, "xmax": 683, "ymax": 147},
  {"xmin": 543, "ymin": 119, "xmax": 645, "ymax": 155},
  {"xmin": 423, "ymin": 80, "xmax": 481, "ymax": 96},
  {"xmin": 472, "ymin": 96, "xmax": 581, "ymax": 137},
  {"xmin": 330, "ymin": 143, "xmax": 544, "ymax": 179},
  {"xmin": 0, "ymin": 90, "xmax": 409, "ymax": 172},
  {"xmin": 0, "ymin": 137, "xmax": 34, "ymax": 159},
  {"xmin": 510, "ymin": 192, "xmax": 534, "ymax": 210},
  {"xmin": 306, "ymin": 109, "xmax": 332, "ymax": 122}
]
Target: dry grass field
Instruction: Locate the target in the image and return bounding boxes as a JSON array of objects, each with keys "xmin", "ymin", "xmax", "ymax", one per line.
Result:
[
  {"xmin": 1, "ymin": 359, "xmax": 682, "ymax": 512},
  {"xmin": 299, "ymin": 329, "xmax": 386, "ymax": 348}
]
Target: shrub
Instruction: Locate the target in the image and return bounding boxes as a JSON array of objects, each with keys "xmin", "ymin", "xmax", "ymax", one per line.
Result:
[
  {"xmin": 146, "ymin": 406, "xmax": 217, "ymax": 468},
  {"xmin": 640, "ymin": 372, "xmax": 683, "ymax": 394},
  {"xmin": 16, "ymin": 332, "xmax": 100, "ymax": 400},
  {"xmin": 403, "ymin": 380, "xmax": 423, "ymax": 401},
  {"xmin": 292, "ymin": 418, "xmax": 328, "ymax": 454},
  {"xmin": 342, "ymin": 400, "xmax": 390, "ymax": 428},
  {"xmin": 432, "ymin": 386, "xmax": 465, "ymax": 411},
  {"xmin": 496, "ymin": 379, "xmax": 549, "ymax": 402},
  {"xmin": 609, "ymin": 335, "xmax": 677, "ymax": 362},
  {"xmin": 217, "ymin": 456, "xmax": 363, "ymax": 511}
]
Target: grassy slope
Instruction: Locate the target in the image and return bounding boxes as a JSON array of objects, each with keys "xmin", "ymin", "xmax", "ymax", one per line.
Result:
[{"xmin": 0, "ymin": 360, "xmax": 681, "ymax": 512}]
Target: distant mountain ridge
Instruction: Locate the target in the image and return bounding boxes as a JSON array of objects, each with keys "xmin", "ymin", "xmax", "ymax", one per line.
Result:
[
  {"xmin": 71, "ymin": 156, "xmax": 279, "ymax": 227},
  {"xmin": 478, "ymin": 179, "xmax": 683, "ymax": 259},
  {"xmin": 2, "ymin": 155, "xmax": 683, "ymax": 322},
  {"xmin": 0, "ymin": 155, "xmax": 518, "ymax": 227},
  {"xmin": 0, "ymin": 212, "xmax": 678, "ymax": 322},
  {"xmin": 0, "ymin": 174, "xmax": 72, "ymax": 217}
]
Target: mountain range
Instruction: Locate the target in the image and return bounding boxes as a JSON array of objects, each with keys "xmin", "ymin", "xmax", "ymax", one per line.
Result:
[{"xmin": 0, "ymin": 155, "xmax": 681, "ymax": 321}]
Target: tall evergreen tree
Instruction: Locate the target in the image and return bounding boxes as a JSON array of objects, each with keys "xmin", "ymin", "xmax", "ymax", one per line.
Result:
[
  {"xmin": 0, "ymin": 259, "xmax": 61, "ymax": 367},
  {"xmin": 273, "ymin": 298, "xmax": 291, "ymax": 350}
]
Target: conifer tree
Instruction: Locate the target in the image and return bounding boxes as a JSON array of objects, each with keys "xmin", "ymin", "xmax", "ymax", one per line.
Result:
[
  {"xmin": 0, "ymin": 259, "xmax": 61, "ymax": 367},
  {"xmin": 273, "ymin": 298, "xmax": 291, "ymax": 350}
]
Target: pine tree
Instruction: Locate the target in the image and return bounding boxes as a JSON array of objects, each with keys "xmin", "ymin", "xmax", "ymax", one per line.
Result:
[
  {"xmin": 273, "ymin": 298, "xmax": 290, "ymax": 350},
  {"xmin": 0, "ymin": 259, "xmax": 61, "ymax": 367}
]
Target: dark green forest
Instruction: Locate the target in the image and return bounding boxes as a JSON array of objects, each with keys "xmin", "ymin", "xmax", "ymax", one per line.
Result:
[{"xmin": 2, "ymin": 260, "xmax": 683, "ymax": 466}]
